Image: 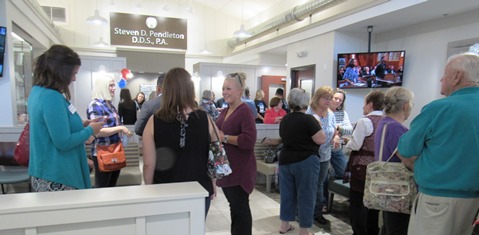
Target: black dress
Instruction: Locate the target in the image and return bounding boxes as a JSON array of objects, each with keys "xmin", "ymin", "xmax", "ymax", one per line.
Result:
[{"xmin": 152, "ymin": 109, "xmax": 213, "ymax": 196}]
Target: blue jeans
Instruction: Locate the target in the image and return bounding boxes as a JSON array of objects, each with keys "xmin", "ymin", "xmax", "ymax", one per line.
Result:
[
  {"xmin": 314, "ymin": 160, "xmax": 330, "ymax": 218},
  {"xmin": 279, "ymin": 155, "xmax": 320, "ymax": 228},
  {"xmin": 330, "ymin": 149, "xmax": 347, "ymax": 179}
]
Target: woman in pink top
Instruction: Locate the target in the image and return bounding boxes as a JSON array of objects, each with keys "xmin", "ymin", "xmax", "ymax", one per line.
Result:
[{"xmin": 264, "ymin": 97, "xmax": 287, "ymax": 124}]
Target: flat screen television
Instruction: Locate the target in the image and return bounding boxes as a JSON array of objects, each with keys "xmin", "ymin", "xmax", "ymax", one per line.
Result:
[
  {"xmin": 337, "ymin": 50, "xmax": 405, "ymax": 89},
  {"xmin": 0, "ymin": 26, "xmax": 6, "ymax": 77}
]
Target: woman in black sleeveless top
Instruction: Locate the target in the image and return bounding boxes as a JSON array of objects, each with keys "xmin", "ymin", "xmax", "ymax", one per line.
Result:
[{"xmin": 142, "ymin": 68, "xmax": 218, "ymax": 215}]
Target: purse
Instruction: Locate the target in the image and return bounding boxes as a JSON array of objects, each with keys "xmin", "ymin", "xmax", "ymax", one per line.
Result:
[
  {"xmin": 96, "ymin": 142, "xmax": 127, "ymax": 172},
  {"xmin": 14, "ymin": 122, "xmax": 30, "ymax": 166},
  {"xmin": 207, "ymin": 116, "xmax": 232, "ymax": 179},
  {"xmin": 264, "ymin": 143, "xmax": 283, "ymax": 163},
  {"xmin": 363, "ymin": 122, "xmax": 417, "ymax": 214}
]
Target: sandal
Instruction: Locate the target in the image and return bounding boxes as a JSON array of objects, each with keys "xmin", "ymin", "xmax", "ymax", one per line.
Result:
[
  {"xmin": 322, "ymin": 205, "xmax": 328, "ymax": 213},
  {"xmin": 279, "ymin": 224, "xmax": 295, "ymax": 234}
]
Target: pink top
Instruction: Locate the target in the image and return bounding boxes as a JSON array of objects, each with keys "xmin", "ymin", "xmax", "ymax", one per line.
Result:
[{"xmin": 263, "ymin": 108, "xmax": 287, "ymax": 124}]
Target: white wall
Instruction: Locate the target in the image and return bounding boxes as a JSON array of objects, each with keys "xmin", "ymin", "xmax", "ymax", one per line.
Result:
[
  {"xmin": 280, "ymin": 9, "xmax": 479, "ymax": 125},
  {"xmin": 371, "ymin": 8, "xmax": 479, "ymax": 127}
]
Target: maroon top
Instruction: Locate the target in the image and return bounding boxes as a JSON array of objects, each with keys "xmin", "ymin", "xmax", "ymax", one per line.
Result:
[{"xmin": 216, "ymin": 103, "xmax": 257, "ymax": 194}]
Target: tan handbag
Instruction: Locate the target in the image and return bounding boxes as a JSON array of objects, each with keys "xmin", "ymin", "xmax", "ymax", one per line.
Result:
[
  {"xmin": 96, "ymin": 142, "xmax": 127, "ymax": 172},
  {"xmin": 363, "ymin": 123, "xmax": 417, "ymax": 214}
]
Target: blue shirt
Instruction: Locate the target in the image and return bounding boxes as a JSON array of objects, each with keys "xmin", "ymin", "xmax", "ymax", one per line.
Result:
[
  {"xmin": 398, "ymin": 87, "xmax": 479, "ymax": 198},
  {"xmin": 242, "ymin": 97, "xmax": 258, "ymax": 119},
  {"xmin": 343, "ymin": 67, "xmax": 359, "ymax": 83},
  {"xmin": 28, "ymin": 86, "xmax": 93, "ymax": 189},
  {"xmin": 314, "ymin": 111, "xmax": 336, "ymax": 162}
]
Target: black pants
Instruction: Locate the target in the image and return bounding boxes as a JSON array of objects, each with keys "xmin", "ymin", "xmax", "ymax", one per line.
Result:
[
  {"xmin": 222, "ymin": 185, "xmax": 252, "ymax": 235},
  {"xmin": 350, "ymin": 190, "xmax": 379, "ymax": 235},
  {"xmin": 382, "ymin": 211, "xmax": 409, "ymax": 235},
  {"xmin": 92, "ymin": 156, "xmax": 121, "ymax": 188}
]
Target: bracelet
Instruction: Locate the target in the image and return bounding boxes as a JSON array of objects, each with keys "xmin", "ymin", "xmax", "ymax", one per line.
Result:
[{"xmin": 223, "ymin": 135, "xmax": 229, "ymax": 144}]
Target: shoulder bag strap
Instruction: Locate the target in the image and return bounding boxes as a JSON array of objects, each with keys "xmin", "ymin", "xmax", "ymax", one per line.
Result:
[
  {"xmin": 207, "ymin": 115, "xmax": 220, "ymax": 142},
  {"xmin": 378, "ymin": 122, "xmax": 389, "ymax": 162}
]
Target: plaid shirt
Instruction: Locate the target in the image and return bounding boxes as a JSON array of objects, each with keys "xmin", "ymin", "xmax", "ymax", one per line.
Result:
[{"xmin": 86, "ymin": 98, "xmax": 121, "ymax": 156}]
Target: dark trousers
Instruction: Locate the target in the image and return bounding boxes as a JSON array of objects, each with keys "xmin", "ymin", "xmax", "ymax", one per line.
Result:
[
  {"xmin": 222, "ymin": 185, "xmax": 252, "ymax": 235},
  {"xmin": 92, "ymin": 156, "xmax": 121, "ymax": 188},
  {"xmin": 382, "ymin": 211, "xmax": 409, "ymax": 235},
  {"xmin": 350, "ymin": 190, "xmax": 379, "ymax": 235}
]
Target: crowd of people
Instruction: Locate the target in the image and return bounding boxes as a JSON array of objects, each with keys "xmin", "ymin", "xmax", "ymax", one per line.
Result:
[{"xmin": 25, "ymin": 43, "xmax": 479, "ymax": 235}]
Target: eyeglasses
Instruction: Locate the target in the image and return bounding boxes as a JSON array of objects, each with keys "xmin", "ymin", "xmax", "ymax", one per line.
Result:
[{"xmin": 229, "ymin": 73, "xmax": 243, "ymax": 88}]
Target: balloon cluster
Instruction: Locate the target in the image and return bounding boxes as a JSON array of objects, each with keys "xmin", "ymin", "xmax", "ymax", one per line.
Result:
[{"xmin": 118, "ymin": 68, "xmax": 133, "ymax": 88}]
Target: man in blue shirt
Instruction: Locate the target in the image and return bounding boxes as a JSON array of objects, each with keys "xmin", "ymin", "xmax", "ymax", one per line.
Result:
[
  {"xmin": 242, "ymin": 87, "xmax": 258, "ymax": 120},
  {"xmin": 397, "ymin": 53, "xmax": 479, "ymax": 235}
]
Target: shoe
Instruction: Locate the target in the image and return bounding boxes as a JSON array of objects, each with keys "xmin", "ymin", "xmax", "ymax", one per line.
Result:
[
  {"xmin": 279, "ymin": 224, "xmax": 295, "ymax": 234},
  {"xmin": 322, "ymin": 205, "xmax": 328, "ymax": 214},
  {"xmin": 316, "ymin": 215, "xmax": 329, "ymax": 225}
]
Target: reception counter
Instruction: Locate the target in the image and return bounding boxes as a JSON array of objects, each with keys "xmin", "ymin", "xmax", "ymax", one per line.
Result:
[{"xmin": 0, "ymin": 182, "xmax": 207, "ymax": 235}]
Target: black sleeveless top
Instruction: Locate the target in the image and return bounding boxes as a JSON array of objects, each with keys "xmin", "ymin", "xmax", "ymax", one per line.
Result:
[{"xmin": 153, "ymin": 109, "xmax": 213, "ymax": 196}]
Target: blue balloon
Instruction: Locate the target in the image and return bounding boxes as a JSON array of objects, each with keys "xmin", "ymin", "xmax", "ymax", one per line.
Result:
[{"xmin": 118, "ymin": 79, "xmax": 127, "ymax": 88}]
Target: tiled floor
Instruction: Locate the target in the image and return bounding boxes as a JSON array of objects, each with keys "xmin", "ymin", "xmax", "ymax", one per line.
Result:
[{"xmin": 206, "ymin": 184, "xmax": 353, "ymax": 235}]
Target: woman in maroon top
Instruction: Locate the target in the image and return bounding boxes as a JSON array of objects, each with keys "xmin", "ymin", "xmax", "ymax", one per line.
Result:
[{"xmin": 216, "ymin": 72, "xmax": 257, "ymax": 235}]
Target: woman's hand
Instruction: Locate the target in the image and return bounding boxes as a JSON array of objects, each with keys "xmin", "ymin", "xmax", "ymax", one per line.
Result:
[
  {"xmin": 332, "ymin": 135, "xmax": 341, "ymax": 149},
  {"xmin": 121, "ymin": 126, "xmax": 133, "ymax": 137},
  {"xmin": 85, "ymin": 135, "xmax": 96, "ymax": 144}
]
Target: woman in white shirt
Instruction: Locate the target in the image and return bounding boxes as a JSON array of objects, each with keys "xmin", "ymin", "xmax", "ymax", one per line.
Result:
[{"xmin": 343, "ymin": 90, "xmax": 384, "ymax": 235}]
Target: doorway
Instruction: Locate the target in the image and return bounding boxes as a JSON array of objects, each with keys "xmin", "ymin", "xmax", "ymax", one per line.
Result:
[
  {"xmin": 291, "ymin": 65, "xmax": 315, "ymax": 97},
  {"xmin": 260, "ymin": 75, "xmax": 286, "ymax": 106}
]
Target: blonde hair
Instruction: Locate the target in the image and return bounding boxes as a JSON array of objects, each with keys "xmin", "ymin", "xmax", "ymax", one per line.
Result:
[
  {"xmin": 310, "ymin": 86, "xmax": 334, "ymax": 111},
  {"xmin": 225, "ymin": 72, "xmax": 246, "ymax": 91},
  {"xmin": 383, "ymin": 87, "xmax": 414, "ymax": 114},
  {"xmin": 91, "ymin": 75, "xmax": 114, "ymax": 100},
  {"xmin": 255, "ymin": 89, "xmax": 264, "ymax": 100}
]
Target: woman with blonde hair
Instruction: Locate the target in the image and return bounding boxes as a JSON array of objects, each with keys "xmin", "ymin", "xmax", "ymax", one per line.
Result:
[
  {"xmin": 216, "ymin": 72, "xmax": 257, "ymax": 235},
  {"xmin": 374, "ymin": 87, "xmax": 415, "ymax": 235},
  {"xmin": 309, "ymin": 86, "xmax": 336, "ymax": 224},
  {"xmin": 254, "ymin": 89, "xmax": 267, "ymax": 123},
  {"xmin": 87, "ymin": 75, "xmax": 133, "ymax": 188}
]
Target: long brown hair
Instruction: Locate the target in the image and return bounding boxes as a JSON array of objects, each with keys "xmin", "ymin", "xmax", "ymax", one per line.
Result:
[
  {"xmin": 156, "ymin": 68, "xmax": 197, "ymax": 122},
  {"xmin": 33, "ymin": 45, "xmax": 81, "ymax": 100}
]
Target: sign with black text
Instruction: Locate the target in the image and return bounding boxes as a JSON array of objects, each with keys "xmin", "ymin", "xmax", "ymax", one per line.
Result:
[{"xmin": 110, "ymin": 12, "xmax": 187, "ymax": 50}]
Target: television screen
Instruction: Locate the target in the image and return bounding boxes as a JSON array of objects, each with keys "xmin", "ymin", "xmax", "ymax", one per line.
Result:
[
  {"xmin": 337, "ymin": 50, "xmax": 405, "ymax": 89},
  {"xmin": 0, "ymin": 26, "xmax": 6, "ymax": 77}
]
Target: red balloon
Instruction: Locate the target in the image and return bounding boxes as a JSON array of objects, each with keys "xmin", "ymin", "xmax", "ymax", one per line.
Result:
[{"xmin": 121, "ymin": 68, "xmax": 130, "ymax": 79}]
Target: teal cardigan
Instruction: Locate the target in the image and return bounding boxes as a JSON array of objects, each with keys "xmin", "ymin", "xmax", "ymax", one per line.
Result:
[
  {"xmin": 27, "ymin": 86, "xmax": 93, "ymax": 189},
  {"xmin": 398, "ymin": 87, "xmax": 479, "ymax": 198}
]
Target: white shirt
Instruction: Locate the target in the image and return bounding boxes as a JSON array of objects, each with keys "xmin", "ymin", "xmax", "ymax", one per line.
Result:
[{"xmin": 344, "ymin": 110, "xmax": 383, "ymax": 151}]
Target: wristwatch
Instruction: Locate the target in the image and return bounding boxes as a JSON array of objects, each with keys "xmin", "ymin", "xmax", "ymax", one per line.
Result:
[{"xmin": 223, "ymin": 135, "xmax": 229, "ymax": 144}]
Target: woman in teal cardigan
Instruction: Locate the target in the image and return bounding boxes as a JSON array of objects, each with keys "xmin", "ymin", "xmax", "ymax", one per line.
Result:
[{"xmin": 28, "ymin": 45, "xmax": 103, "ymax": 191}]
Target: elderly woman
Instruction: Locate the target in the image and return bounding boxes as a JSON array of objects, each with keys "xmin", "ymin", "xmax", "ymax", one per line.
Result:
[
  {"xmin": 309, "ymin": 86, "xmax": 336, "ymax": 224},
  {"xmin": 374, "ymin": 87, "xmax": 414, "ymax": 235},
  {"xmin": 343, "ymin": 90, "xmax": 384, "ymax": 235},
  {"xmin": 264, "ymin": 97, "xmax": 287, "ymax": 124},
  {"xmin": 278, "ymin": 88, "xmax": 326, "ymax": 235}
]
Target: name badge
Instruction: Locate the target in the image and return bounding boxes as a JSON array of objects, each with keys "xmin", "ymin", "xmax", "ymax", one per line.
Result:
[{"xmin": 68, "ymin": 104, "xmax": 77, "ymax": 114}]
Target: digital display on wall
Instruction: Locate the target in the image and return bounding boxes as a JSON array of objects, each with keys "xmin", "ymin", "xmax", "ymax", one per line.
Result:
[
  {"xmin": 110, "ymin": 12, "xmax": 187, "ymax": 50},
  {"xmin": 0, "ymin": 26, "xmax": 6, "ymax": 77}
]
